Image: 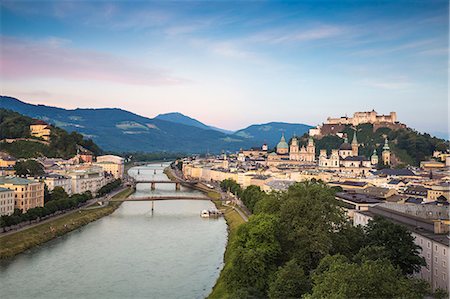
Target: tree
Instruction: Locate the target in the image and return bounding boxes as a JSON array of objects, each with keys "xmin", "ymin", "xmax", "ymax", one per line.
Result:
[
  {"xmin": 224, "ymin": 214, "xmax": 282, "ymax": 295},
  {"xmin": 365, "ymin": 216, "xmax": 426, "ymax": 275},
  {"xmin": 277, "ymin": 182, "xmax": 346, "ymax": 269},
  {"xmin": 307, "ymin": 254, "xmax": 429, "ymax": 299},
  {"xmin": 240, "ymin": 185, "xmax": 266, "ymax": 212},
  {"xmin": 14, "ymin": 160, "xmax": 45, "ymax": 176},
  {"xmin": 268, "ymin": 258, "xmax": 310, "ymax": 299},
  {"xmin": 50, "ymin": 186, "xmax": 69, "ymax": 201}
]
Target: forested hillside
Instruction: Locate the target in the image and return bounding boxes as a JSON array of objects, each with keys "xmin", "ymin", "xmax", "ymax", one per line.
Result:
[{"xmin": 0, "ymin": 109, "xmax": 102, "ymax": 159}]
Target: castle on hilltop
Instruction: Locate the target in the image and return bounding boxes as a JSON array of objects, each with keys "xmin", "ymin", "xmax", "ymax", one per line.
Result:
[
  {"xmin": 326, "ymin": 110, "xmax": 397, "ymax": 126},
  {"xmin": 309, "ymin": 110, "xmax": 405, "ymax": 137}
]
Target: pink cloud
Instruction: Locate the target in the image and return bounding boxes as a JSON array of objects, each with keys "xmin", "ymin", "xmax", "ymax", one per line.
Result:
[{"xmin": 0, "ymin": 36, "xmax": 188, "ymax": 86}]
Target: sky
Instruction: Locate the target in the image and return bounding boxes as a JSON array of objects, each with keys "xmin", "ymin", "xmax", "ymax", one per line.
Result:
[{"xmin": 0, "ymin": 0, "xmax": 448, "ymax": 136}]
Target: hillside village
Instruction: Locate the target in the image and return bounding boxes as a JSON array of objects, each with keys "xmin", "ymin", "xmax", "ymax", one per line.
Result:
[
  {"xmin": 180, "ymin": 110, "xmax": 450, "ymax": 293},
  {"xmin": 0, "ymin": 111, "xmax": 125, "ymax": 225}
]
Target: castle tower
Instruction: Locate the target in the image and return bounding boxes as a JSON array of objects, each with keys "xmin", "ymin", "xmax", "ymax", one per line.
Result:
[
  {"xmin": 382, "ymin": 138, "xmax": 391, "ymax": 165},
  {"xmin": 351, "ymin": 131, "xmax": 359, "ymax": 157},
  {"xmin": 371, "ymin": 149, "xmax": 379, "ymax": 165}
]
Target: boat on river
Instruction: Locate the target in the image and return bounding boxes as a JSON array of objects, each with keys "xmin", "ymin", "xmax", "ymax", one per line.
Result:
[{"xmin": 200, "ymin": 209, "xmax": 223, "ymax": 218}]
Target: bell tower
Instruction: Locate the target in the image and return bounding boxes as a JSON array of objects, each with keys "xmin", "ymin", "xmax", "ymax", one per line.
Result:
[
  {"xmin": 382, "ymin": 138, "xmax": 391, "ymax": 166},
  {"xmin": 351, "ymin": 131, "xmax": 359, "ymax": 157}
]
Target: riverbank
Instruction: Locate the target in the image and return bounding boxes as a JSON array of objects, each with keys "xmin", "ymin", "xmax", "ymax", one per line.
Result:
[
  {"xmin": 208, "ymin": 200, "xmax": 246, "ymax": 299},
  {"xmin": 163, "ymin": 165, "xmax": 247, "ymax": 298},
  {"xmin": 0, "ymin": 188, "xmax": 133, "ymax": 259}
]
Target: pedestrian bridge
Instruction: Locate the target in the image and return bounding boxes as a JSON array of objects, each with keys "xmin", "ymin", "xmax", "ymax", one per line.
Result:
[{"xmin": 110, "ymin": 196, "xmax": 210, "ymax": 202}]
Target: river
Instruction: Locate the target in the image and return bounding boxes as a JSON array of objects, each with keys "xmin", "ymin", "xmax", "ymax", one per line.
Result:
[{"xmin": 0, "ymin": 163, "xmax": 228, "ymax": 299}]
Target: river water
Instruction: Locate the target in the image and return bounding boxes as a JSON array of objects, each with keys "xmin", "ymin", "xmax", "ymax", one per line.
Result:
[{"xmin": 0, "ymin": 163, "xmax": 228, "ymax": 299}]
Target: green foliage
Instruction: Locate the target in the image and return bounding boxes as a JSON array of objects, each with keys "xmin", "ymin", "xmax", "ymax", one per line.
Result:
[
  {"xmin": 14, "ymin": 159, "xmax": 45, "ymax": 176},
  {"xmin": 0, "ymin": 108, "xmax": 102, "ymax": 159},
  {"xmin": 220, "ymin": 179, "xmax": 242, "ymax": 196},
  {"xmin": 224, "ymin": 214, "xmax": 281, "ymax": 296},
  {"xmin": 240, "ymin": 185, "xmax": 266, "ymax": 213},
  {"xmin": 0, "ymin": 191, "xmax": 93, "ymax": 228},
  {"xmin": 276, "ymin": 182, "xmax": 346, "ymax": 269},
  {"xmin": 307, "ymin": 255, "xmax": 429, "ymax": 299},
  {"xmin": 221, "ymin": 182, "xmax": 431, "ymax": 298},
  {"xmin": 96, "ymin": 179, "xmax": 122, "ymax": 197},
  {"xmin": 365, "ymin": 216, "xmax": 426, "ymax": 275},
  {"xmin": 49, "ymin": 186, "xmax": 69, "ymax": 202},
  {"xmin": 0, "ymin": 109, "xmax": 32, "ymax": 139},
  {"xmin": 268, "ymin": 258, "xmax": 310, "ymax": 299}
]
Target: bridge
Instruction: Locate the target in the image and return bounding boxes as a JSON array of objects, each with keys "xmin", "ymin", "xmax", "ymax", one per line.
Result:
[
  {"xmin": 133, "ymin": 180, "xmax": 197, "ymax": 190},
  {"xmin": 110, "ymin": 196, "xmax": 209, "ymax": 202}
]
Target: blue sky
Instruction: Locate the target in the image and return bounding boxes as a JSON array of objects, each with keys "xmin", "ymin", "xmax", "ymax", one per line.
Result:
[{"xmin": 0, "ymin": 0, "xmax": 448, "ymax": 136}]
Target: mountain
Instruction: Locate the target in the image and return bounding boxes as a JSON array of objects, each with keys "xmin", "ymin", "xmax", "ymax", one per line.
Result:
[
  {"xmin": 234, "ymin": 122, "xmax": 312, "ymax": 148},
  {"xmin": 155, "ymin": 112, "xmax": 234, "ymax": 134},
  {"xmin": 0, "ymin": 96, "xmax": 313, "ymax": 153}
]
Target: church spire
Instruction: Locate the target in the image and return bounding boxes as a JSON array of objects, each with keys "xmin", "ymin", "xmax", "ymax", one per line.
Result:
[{"xmin": 352, "ymin": 131, "xmax": 358, "ymax": 145}]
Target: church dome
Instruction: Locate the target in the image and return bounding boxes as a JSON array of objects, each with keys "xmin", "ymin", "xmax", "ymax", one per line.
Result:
[{"xmin": 277, "ymin": 133, "xmax": 289, "ymax": 149}]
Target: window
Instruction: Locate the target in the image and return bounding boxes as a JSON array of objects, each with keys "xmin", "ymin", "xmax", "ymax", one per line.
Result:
[
  {"xmin": 435, "ymin": 257, "xmax": 438, "ymax": 263},
  {"xmin": 443, "ymin": 261, "xmax": 446, "ymax": 268},
  {"xmin": 428, "ymin": 242, "xmax": 431, "ymax": 249}
]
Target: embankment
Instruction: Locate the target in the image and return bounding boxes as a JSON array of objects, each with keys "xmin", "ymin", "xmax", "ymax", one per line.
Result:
[{"xmin": 0, "ymin": 188, "xmax": 133, "ymax": 259}]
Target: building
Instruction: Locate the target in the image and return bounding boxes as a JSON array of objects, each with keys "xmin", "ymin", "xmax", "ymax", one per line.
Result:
[
  {"xmin": 36, "ymin": 174, "xmax": 72, "ymax": 195},
  {"xmin": 276, "ymin": 133, "xmax": 289, "ymax": 155},
  {"xmin": 267, "ymin": 134, "xmax": 316, "ymax": 167},
  {"xmin": 326, "ymin": 110, "xmax": 397, "ymax": 126},
  {"xmin": 354, "ymin": 203, "xmax": 449, "ymax": 292},
  {"xmin": 0, "ymin": 187, "xmax": 15, "ymax": 216},
  {"xmin": 67, "ymin": 170, "xmax": 106, "ymax": 194},
  {"xmin": 30, "ymin": 120, "xmax": 51, "ymax": 141},
  {"xmin": 289, "ymin": 136, "xmax": 315, "ymax": 162},
  {"xmin": 335, "ymin": 191, "xmax": 381, "ymax": 218},
  {"xmin": 0, "ymin": 152, "xmax": 16, "ymax": 176},
  {"xmin": 94, "ymin": 155, "xmax": 125, "ymax": 179},
  {"xmin": 427, "ymin": 183, "xmax": 450, "ymax": 202},
  {"xmin": 318, "ymin": 132, "xmax": 373, "ymax": 175},
  {"xmin": 382, "ymin": 138, "xmax": 391, "ymax": 165},
  {"xmin": 0, "ymin": 177, "xmax": 44, "ymax": 212},
  {"xmin": 309, "ymin": 110, "xmax": 405, "ymax": 138}
]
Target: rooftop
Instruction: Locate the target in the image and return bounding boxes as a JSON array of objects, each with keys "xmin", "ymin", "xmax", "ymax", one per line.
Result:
[{"xmin": 0, "ymin": 176, "xmax": 37, "ymax": 185}]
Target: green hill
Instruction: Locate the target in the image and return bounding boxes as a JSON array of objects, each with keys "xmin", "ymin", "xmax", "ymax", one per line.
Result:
[
  {"xmin": 296, "ymin": 123, "xmax": 448, "ymax": 167},
  {"xmin": 0, "ymin": 109, "xmax": 102, "ymax": 159}
]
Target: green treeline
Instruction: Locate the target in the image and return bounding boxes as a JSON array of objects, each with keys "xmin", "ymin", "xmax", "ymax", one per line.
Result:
[
  {"xmin": 96, "ymin": 179, "xmax": 122, "ymax": 197},
  {"xmin": 0, "ymin": 108, "xmax": 102, "ymax": 159},
  {"xmin": 0, "ymin": 188, "xmax": 93, "ymax": 228},
  {"xmin": 220, "ymin": 180, "xmax": 440, "ymax": 298}
]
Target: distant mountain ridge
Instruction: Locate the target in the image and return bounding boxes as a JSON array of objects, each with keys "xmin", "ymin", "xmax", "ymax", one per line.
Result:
[
  {"xmin": 0, "ymin": 96, "xmax": 312, "ymax": 153},
  {"xmin": 155, "ymin": 112, "xmax": 233, "ymax": 134}
]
